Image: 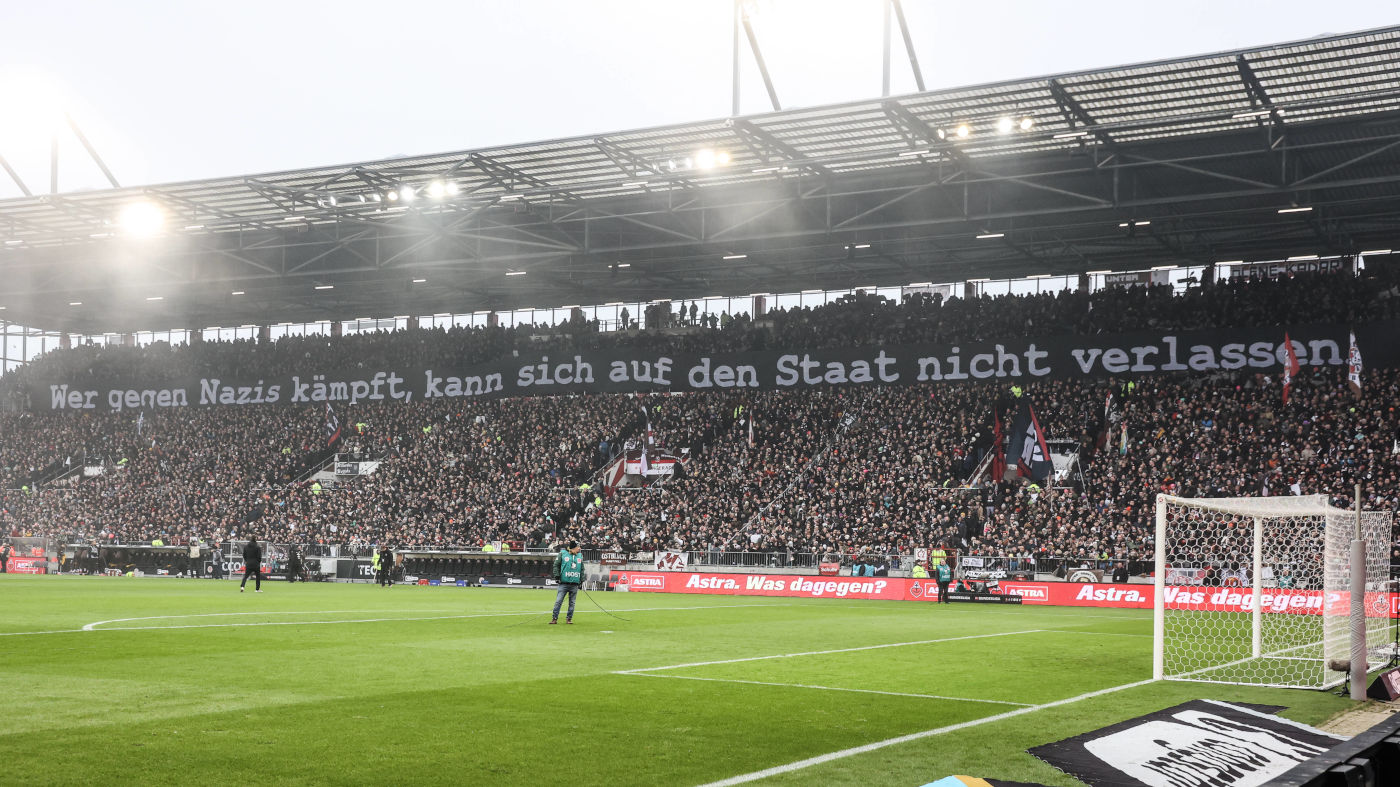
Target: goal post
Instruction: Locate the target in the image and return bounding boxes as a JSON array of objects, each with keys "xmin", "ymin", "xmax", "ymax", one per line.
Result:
[{"xmin": 1154, "ymin": 493, "xmax": 1392, "ymax": 689}]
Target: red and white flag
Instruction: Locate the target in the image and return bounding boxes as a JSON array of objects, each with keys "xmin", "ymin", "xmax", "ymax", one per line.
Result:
[
  {"xmin": 1282, "ymin": 333, "xmax": 1300, "ymax": 405},
  {"xmin": 747, "ymin": 412, "xmax": 755, "ymax": 447},
  {"xmin": 1348, "ymin": 330, "xmax": 1363, "ymax": 397}
]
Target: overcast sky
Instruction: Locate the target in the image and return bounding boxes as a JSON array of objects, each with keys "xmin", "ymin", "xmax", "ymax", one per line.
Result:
[{"xmin": 0, "ymin": 1, "xmax": 1394, "ymax": 198}]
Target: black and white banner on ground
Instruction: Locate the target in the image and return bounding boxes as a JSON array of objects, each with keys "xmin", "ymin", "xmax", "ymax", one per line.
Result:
[
  {"xmin": 32, "ymin": 320, "xmax": 1400, "ymax": 412},
  {"xmin": 1028, "ymin": 700, "xmax": 1343, "ymax": 787}
]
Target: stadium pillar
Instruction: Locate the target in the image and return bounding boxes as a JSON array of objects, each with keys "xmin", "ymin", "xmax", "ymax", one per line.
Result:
[
  {"xmin": 331, "ymin": 321, "xmax": 342, "ymax": 338},
  {"xmin": 408, "ymin": 317, "xmax": 419, "ymax": 330},
  {"xmin": 258, "ymin": 325, "xmax": 270, "ymax": 344}
]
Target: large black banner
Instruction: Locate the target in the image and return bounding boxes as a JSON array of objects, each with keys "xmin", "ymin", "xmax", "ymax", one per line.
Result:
[
  {"xmin": 32, "ymin": 320, "xmax": 1400, "ymax": 412},
  {"xmin": 1029, "ymin": 700, "xmax": 1342, "ymax": 787}
]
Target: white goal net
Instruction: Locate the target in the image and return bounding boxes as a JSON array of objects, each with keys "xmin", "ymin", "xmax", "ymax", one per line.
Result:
[{"xmin": 1154, "ymin": 494, "xmax": 1392, "ymax": 689}]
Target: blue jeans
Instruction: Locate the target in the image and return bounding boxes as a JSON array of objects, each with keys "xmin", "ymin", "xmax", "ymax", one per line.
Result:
[{"xmin": 552, "ymin": 583, "xmax": 580, "ymax": 620}]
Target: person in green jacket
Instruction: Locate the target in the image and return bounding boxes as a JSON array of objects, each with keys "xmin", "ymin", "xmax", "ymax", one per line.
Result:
[
  {"xmin": 550, "ymin": 542, "xmax": 585, "ymax": 624},
  {"xmin": 911, "ymin": 562, "xmax": 928, "ymax": 579},
  {"xmin": 935, "ymin": 559, "xmax": 954, "ymax": 604}
]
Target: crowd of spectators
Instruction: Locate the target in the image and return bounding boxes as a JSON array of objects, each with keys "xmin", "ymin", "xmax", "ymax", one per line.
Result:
[
  {"xmin": 5, "ymin": 264, "xmax": 1398, "ymax": 404},
  {"xmin": 3, "ymin": 265, "xmax": 1399, "ymax": 570}
]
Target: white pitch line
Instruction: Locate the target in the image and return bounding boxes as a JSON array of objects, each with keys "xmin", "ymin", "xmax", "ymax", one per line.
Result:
[
  {"xmin": 697, "ymin": 677, "xmax": 1158, "ymax": 786},
  {"xmin": 0, "ymin": 602, "xmax": 787, "ymax": 636},
  {"xmin": 616, "ymin": 629, "xmax": 1046, "ymax": 674},
  {"xmin": 623, "ymin": 672, "xmax": 1033, "ymax": 706},
  {"xmin": 82, "ymin": 609, "xmax": 436, "ymax": 631}
]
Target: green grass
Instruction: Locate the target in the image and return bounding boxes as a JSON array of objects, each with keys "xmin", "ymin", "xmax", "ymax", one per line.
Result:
[{"xmin": 0, "ymin": 575, "xmax": 1359, "ymax": 786}]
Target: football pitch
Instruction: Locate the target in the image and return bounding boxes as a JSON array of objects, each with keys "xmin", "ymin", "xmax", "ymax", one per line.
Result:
[{"xmin": 0, "ymin": 575, "xmax": 1356, "ymax": 786}]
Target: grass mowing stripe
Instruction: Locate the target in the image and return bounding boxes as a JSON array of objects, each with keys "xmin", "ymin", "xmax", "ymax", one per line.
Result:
[
  {"xmin": 622, "ymin": 672, "xmax": 1034, "ymax": 706},
  {"xmin": 616, "ymin": 629, "xmax": 1046, "ymax": 673},
  {"xmin": 696, "ymin": 677, "xmax": 1158, "ymax": 786}
]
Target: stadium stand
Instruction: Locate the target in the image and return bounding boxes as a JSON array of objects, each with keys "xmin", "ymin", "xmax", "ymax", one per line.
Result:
[{"xmin": 3, "ymin": 268, "xmax": 1400, "ymax": 572}]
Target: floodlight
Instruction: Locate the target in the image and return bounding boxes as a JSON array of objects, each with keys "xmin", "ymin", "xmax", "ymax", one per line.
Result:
[
  {"xmin": 399, "ymin": 186, "xmax": 416, "ymax": 202},
  {"xmin": 385, "ymin": 191, "xmax": 398, "ymax": 202},
  {"xmin": 445, "ymin": 182, "xmax": 460, "ymax": 196},
  {"xmin": 716, "ymin": 151, "xmax": 731, "ymax": 165},
  {"xmin": 695, "ymin": 149, "xmax": 717, "ymax": 170},
  {"xmin": 955, "ymin": 124, "xmax": 970, "ymax": 138},
  {"xmin": 427, "ymin": 180, "xmax": 446, "ymax": 199},
  {"xmin": 117, "ymin": 201, "xmax": 166, "ymax": 238},
  {"xmin": 997, "ymin": 117, "xmax": 1013, "ymax": 134},
  {"xmin": 1019, "ymin": 117, "xmax": 1034, "ymax": 131}
]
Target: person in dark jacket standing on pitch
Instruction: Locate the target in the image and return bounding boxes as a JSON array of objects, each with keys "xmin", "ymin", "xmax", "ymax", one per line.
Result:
[
  {"xmin": 378, "ymin": 543, "xmax": 394, "ymax": 587},
  {"xmin": 0, "ymin": 541, "xmax": 10, "ymax": 573},
  {"xmin": 240, "ymin": 539, "xmax": 263, "ymax": 593},
  {"xmin": 550, "ymin": 542, "xmax": 584, "ymax": 624},
  {"xmin": 935, "ymin": 558, "xmax": 953, "ymax": 604}
]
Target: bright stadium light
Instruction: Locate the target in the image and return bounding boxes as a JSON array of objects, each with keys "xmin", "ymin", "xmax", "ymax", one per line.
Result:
[
  {"xmin": 398, "ymin": 185, "xmax": 416, "ymax": 203},
  {"xmin": 231, "ymin": 290, "xmax": 245, "ymax": 295},
  {"xmin": 427, "ymin": 180, "xmax": 446, "ymax": 199},
  {"xmin": 695, "ymin": 149, "xmax": 718, "ymax": 169},
  {"xmin": 955, "ymin": 124, "xmax": 970, "ymax": 138},
  {"xmin": 1019, "ymin": 117, "xmax": 1034, "ymax": 131},
  {"xmin": 118, "ymin": 201, "xmax": 166, "ymax": 237},
  {"xmin": 997, "ymin": 117, "xmax": 1013, "ymax": 134}
]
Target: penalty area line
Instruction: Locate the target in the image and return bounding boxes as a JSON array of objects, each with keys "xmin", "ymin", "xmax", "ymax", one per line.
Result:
[
  {"xmin": 616, "ymin": 629, "xmax": 1046, "ymax": 674},
  {"xmin": 697, "ymin": 677, "xmax": 1157, "ymax": 786},
  {"xmin": 623, "ymin": 672, "xmax": 1033, "ymax": 706}
]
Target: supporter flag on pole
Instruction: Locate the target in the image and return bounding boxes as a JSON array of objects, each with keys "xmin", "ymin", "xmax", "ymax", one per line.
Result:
[
  {"xmin": 748, "ymin": 412, "xmax": 755, "ymax": 447},
  {"xmin": 135, "ymin": 411, "xmax": 144, "ymax": 436},
  {"xmin": 991, "ymin": 408, "xmax": 1006, "ymax": 482},
  {"xmin": 639, "ymin": 443, "xmax": 650, "ymax": 476},
  {"xmin": 1119, "ymin": 422, "xmax": 1128, "ymax": 456},
  {"xmin": 1282, "ymin": 332, "xmax": 1301, "ymax": 404},
  {"xmin": 1348, "ymin": 330, "xmax": 1363, "ymax": 397},
  {"xmin": 324, "ymin": 402, "xmax": 341, "ymax": 445},
  {"xmin": 1008, "ymin": 399, "xmax": 1053, "ymax": 482},
  {"xmin": 645, "ymin": 419, "xmax": 654, "ymax": 446}
]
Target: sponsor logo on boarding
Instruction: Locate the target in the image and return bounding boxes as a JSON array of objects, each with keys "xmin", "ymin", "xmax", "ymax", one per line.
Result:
[
  {"xmin": 1076, "ymin": 585, "xmax": 1145, "ymax": 603},
  {"xmin": 1006, "ymin": 584, "xmax": 1049, "ymax": 601},
  {"xmin": 908, "ymin": 582, "xmax": 924, "ymax": 599},
  {"xmin": 628, "ymin": 573, "xmax": 666, "ymax": 590}
]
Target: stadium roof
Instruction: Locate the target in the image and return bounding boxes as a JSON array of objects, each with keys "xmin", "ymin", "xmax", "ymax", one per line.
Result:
[{"xmin": 3, "ymin": 25, "xmax": 1400, "ymax": 332}]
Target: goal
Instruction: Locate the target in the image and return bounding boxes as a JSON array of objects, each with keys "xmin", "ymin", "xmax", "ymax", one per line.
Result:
[{"xmin": 1154, "ymin": 494, "xmax": 1392, "ymax": 689}]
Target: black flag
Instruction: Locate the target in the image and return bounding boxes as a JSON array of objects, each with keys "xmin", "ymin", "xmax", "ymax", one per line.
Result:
[
  {"xmin": 1009, "ymin": 399, "xmax": 1053, "ymax": 483},
  {"xmin": 324, "ymin": 402, "xmax": 341, "ymax": 446}
]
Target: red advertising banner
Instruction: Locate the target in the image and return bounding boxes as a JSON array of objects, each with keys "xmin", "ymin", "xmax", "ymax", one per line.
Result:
[
  {"xmin": 6, "ymin": 556, "xmax": 47, "ymax": 574},
  {"xmin": 611, "ymin": 572, "xmax": 1398, "ymax": 616}
]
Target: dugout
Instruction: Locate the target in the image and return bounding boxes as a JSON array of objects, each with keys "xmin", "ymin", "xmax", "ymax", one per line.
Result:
[{"xmin": 399, "ymin": 550, "xmax": 554, "ymax": 586}]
